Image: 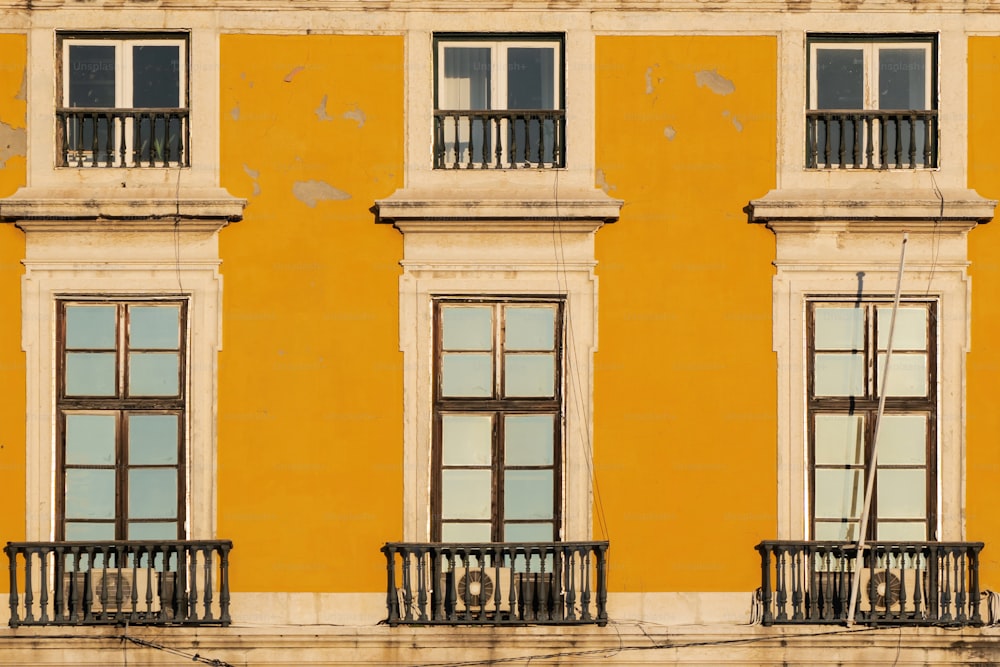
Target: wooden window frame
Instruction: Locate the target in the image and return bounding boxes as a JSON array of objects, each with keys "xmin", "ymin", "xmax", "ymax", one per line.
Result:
[
  {"xmin": 431, "ymin": 297, "xmax": 564, "ymax": 543},
  {"xmin": 55, "ymin": 298, "xmax": 188, "ymax": 541},
  {"xmin": 806, "ymin": 298, "xmax": 937, "ymax": 542}
]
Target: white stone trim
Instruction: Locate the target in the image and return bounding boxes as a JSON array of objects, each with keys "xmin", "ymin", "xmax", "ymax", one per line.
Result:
[
  {"xmin": 13, "ymin": 221, "xmax": 234, "ymax": 542},
  {"xmin": 750, "ymin": 190, "xmax": 992, "ymax": 541},
  {"xmin": 380, "ymin": 206, "xmax": 617, "ymax": 543}
]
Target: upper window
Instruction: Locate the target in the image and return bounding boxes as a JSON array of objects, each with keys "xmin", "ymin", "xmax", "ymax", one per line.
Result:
[
  {"xmin": 434, "ymin": 34, "xmax": 564, "ymax": 169},
  {"xmin": 57, "ymin": 300, "xmax": 187, "ymax": 541},
  {"xmin": 808, "ymin": 300, "xmax": 936, "ymax": 542},
  {"xmin": 432, "ymin": 298, "xmax": 563, "ymax": 543},
  {"xmin": 58, "ymin": 33, "xmax": 189, "ymax": 168},
  {"xmin": 807, "ymin": 35, "xmax": 937, "ymax": 170}
]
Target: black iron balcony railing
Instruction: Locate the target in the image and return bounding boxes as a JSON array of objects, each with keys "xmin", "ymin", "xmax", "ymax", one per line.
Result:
[
  {"xmin": 756, "ymin": 541, "xmax": 984, "ymax": 627},
  {"xmin": 57, "ymin": 107, "xmax": 190, "ymax": 168},
  {"xmin": 433, "ymin": 109, "xmax": 566, "ymax": 169},
  {"xmin": 5, "ymin": 540, "xmax": 232, "ymax": 627},
  {"xmin": 382, "ymin": 541, "xmax": 608, "ymax": 626},
  {"xmin": 806, "ymin": 109, "xmax": 938, "ymax": 169}
]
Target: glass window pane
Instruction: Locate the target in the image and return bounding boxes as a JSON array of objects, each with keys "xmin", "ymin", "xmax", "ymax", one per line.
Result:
[
  {"xmin": 815, "ymin": 48, "xmax": 864, "ymax": 109},
  {"xmin": 505, "ymin": 415, "xmax": 554, "ymax": 466},
  {"xmin": 504, "ymin": 522, "xmax": 554, "ymax": 543},
  {"xmin": 441, "ymin": 470, "xmax": 491, "ymax": 520},
  {"xmin": 132, "ymin": 45, "xmax": 181, "ymax": 108},
  {"xmin": 129, "ymin": 352, "xmax": 180, "ymax": 396},
  {"xmin": 66, "ymin": 305, "xmax": 117, "ymax": 349},
  {"xmin": 505, "ymin": 307, "xmax": 555, "ymax": 351},
  {"xmin": 128, "ymin": 469, "xmax": 177, "ymax": 519},
  {"xmin": 65, "ymin": 469, "xmax": 116, "ymax": 519},
  {"xmin": 814, "ymin": 353, "xmax": 864, "ymax": 396},
  {"xmin": 442, "ymin": 415, "xmax": 492, "ymax": 466},
  {"xmin": 129, "ymin": 305, "xmax": 180, "ymax": 349},
  {"xmin": 814, "ymin": 469, "xmax": 864, "ymax": 519},
  {"xmin": 128, "ymin": 414, "xmax": 179, "ymax": 465},
  {"xmin": 877, "ymin": 307, "xmax": 927, "ymax": 351},
  {"xmin": 878, "ymin": 415, "xmax": 926, "ymax": 465},
  {"xmin": 507, "ymin": 47, "xmax": 555, "ymax": 110},
  {"xmin": 813, "ymin": 521, "xmax": 859, "ymax": 542},
  {"xmin": 879, "ymin": 48, "xmax": 928, "ymax": 110},
  {"xmin": 504, "ymin": 470, "xmax": 553, "ymax": 520},
  {"xmin": 441, "ymin": 522, "xmax": 492, "ymax": 543},
  {"xmin": 504, "ymin": 354, "xmax": 555, "ymax": 397},
  {"xmin": 66, "ymin": 353, "xmax": 117, "ymax": 396},
  {"xmin": 128, "ymin": 521, "xmax": 178, "ymax": 541},
  {"xmin": 814, "ymin": 306, "xmax": 864, "ymax": 350},
  {"xmin": 814, "ymin": 414, "xmax": 865, "ymax": 466},
  {"xmin": 68, "ymin": 45, "xmax": 116, "ymax": 108},
  {"xmin": 877, "ymin": 469, "xmax": 926, "ymax": 519},
  {"xmin": 878, "ymin": 353, "xmax": 927, "ymax": 397},
  {"xmin": 442, "ymin": 307, "xmax": 493, "ymax": 351},
  {"xmin": 65, "ymin": 522, "xmax": 116, "ymax": 542},
  {"xmin": 66, "ymin": 414, "xmax": 116, "ymax": 465},
  {"xmin": 442, "ymin": 353, "xmax": 492, "ymax": 397},
  {"xmin": 441, "ymin": 47, "xmax": 491, "ymax": 110},
  {"xmin": 876, "ymin": 521, "xmax": 927, "ymax": 541}
]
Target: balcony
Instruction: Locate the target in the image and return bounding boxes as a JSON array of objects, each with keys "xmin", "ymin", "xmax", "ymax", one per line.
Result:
[
  {"xmin": 433, "ymin": 110, "xmax": 565, "ymax": 170},
  {"xmin": 57, "ymin": 108, "xmax": 190, "ymax": 168},
  {"xmin": 5, "ymin": 540, "xmax": 232, "ymax": 627},
  {"xmin": 755, "ymin": 541, "xmax": 984, "ymax": 627},
  {"xmin": 382, "ymin": 541, "xmax": 608, "ymax": 625},
  {"xmin": 805, "ymin": 110, "xmax": 938, "ymax": 169}
]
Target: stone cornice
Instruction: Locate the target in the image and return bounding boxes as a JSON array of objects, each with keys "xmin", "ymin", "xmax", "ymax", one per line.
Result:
[
  {"xmin": 748, "ymin": 188, "xmax": 996, "ymax": 228},
  {"xmin": 375, "ymin": 189, "xmax": 622, "ymax": 232},
  {"xmin": 0, "ymin": 188, "xmax": 246, "ymax": 233},
  {"xmin": 3, "ymin": 0, "xmax": 1000, "ymax": 12}
]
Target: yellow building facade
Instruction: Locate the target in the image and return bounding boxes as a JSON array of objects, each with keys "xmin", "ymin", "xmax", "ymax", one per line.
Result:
[{"xmin": 1, "ymin": 1, "xmax": 1000, "ymax": 664}]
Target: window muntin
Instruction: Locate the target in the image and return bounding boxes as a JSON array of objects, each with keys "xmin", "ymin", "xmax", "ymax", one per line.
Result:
[
  {"xmin": 433, "ymin": 34, "xmax": 565, "ymax": 169},
  {"xmin": 59, "ymin": 34, "xmax": 189, "ymax": 167},
  {"xmin": 433, "ymin": 299, "xmax": 562, "ymax": 543},
  {"xmin": 808, "ymin": 301, "xmax": 936, "ymax": 542},
  {"xmin": 57, "ymin": 300, "xmax": 187, "ymax": 541},
  {"xmin": 806, "ymin": 35, "xmax": 937, "ymax": 169}
]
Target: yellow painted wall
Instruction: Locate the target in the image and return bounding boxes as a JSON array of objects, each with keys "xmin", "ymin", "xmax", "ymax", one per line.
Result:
[
  {"xmin": 0, "ymin": 34, "xmax": 27, "ymax": 569},
  {"xmin": 966, "ymin": 36, "xmax": 1000, "ymax": 584},
  {"xmin": 219, "ymin": 34, "xmax": 403, "ymax": 593},
  {"xmin": 595, "ymin": 36, "xmax": 777, "ymax": 592}
]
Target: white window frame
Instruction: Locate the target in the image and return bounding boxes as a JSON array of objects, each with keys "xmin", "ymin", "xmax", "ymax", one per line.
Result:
[
  {"xmin": 435, "ymin": 38, "xmax": 562, "ymax": 112},
  {"xmin": 61, "ymin": 37, "xmax": 188, "ymax": 110},
  {"xmin": 808, "ymin": 40, "xmax": 933, "ymax": 111}
]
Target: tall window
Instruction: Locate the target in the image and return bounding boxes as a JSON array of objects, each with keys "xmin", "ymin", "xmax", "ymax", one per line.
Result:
[
  {"xmin": 57, "ymin": 300, "xmax": 187, "ymax": 541},
  {"xmin": 807, "ymin": 35, "xmax": 937, "ymax": 169},
  {"xmin": 808, "ymin": 300, "xmax": 936, "ymax": 542},
  {"xmin": 59, "ymin": 33, "xmax": 189, "ymax": 167},
  {"xmin": 434, "ymin": 34, "xmax": 564, "ymax": 169},
  {"xmin": 432, "ymin": 299, "xmax": 563, "ymax": 543}
]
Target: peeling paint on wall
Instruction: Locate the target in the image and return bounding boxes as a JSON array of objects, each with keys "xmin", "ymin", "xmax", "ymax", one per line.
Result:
[
  {"xmin": 722, "ymin": 110, "xmax": 743, "ymax": 132},
  {"xmin": 315, "ymin": 95, "xmax": 333, "ymax": 121},
  {"xmin": 243, "ymin": 164, "xmax": 261, "ymax": 196},
  {"xmin": 0, "ymin": 121, "xmax": 27, "ymax": 169},
  {"xmin": 342, "ymin": 105, "xmax": 366, "ymax": 128},
  {"xmin": 292, "ymin": 180, "xmax": 351, "ymax": 208},
  {"xmin": 695, "ymin": 69, "xmax": 735, "ymax": 96},
  {"xmin": 284, "ymin": 66, "xmax": 305, "ymax": 83},
  {"xmin": 645, "ymin": 64, "xmax": 661, "ymax": 94},
  {"xmin": 663, "ymin": 126, "xmax": 677, "ymax": 140},
  {"xmin": 595, "ymin": 168, "xmax": 617, "ymax": 194},
  {"xmin": 14, "ymin": 68, "xmax": 26, "ymax": 102}
]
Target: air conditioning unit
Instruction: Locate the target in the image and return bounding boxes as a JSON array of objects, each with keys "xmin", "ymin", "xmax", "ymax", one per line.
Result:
[
  {"xmin": 859, "ymin": 568, "xmax": 920, "ymax": 614},
  {"xmin": 452, "ymin": 567, "xmax": 513, "ymax": 613},
  {"xmin": 61, "ymin": 569, "xmax": 162, "ymax": 618}
]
